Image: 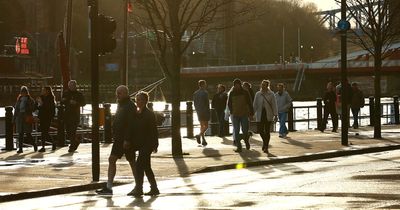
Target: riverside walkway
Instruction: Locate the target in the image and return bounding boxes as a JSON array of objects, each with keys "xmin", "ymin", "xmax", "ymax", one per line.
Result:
[{"xmin": 0, "ymin": 125, "xmax": 400, "ymax": 202}]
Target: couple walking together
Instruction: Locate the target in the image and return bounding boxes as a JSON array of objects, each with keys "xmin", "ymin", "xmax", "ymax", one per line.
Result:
[{"xmin": 96, "ymin": 85, "xmax": 159, "ymax": 197}]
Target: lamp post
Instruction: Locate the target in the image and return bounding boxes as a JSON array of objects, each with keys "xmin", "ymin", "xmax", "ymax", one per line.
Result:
[{"xmin": 310, "ymin": 45, "xmax": 314, "ymax": 63}]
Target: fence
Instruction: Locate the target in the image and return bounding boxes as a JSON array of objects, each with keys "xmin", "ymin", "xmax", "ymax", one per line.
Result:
[{"xmin": 1, "ymin": 96, "xmax": 399, "ymax": 150}]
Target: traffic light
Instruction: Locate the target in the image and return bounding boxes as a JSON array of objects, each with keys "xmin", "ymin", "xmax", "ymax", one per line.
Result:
[{"xmin": 97, "ymin": 14, "xmax": 117, "ymax": 54}]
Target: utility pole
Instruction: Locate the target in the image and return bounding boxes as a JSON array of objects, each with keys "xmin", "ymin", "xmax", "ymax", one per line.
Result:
[
  {"xmin": 122, "ymin": 0, "xmax": 129, "ymax": 85},
  {"xmin": 340, "ymin": 0, "xmax": 349, "ymax": 146},
  {"xmin": 66, "ymin": 0, "xmax": 73, "ymax": 66},
  {"xmin": 89, "ymin": 0, "xmax": 100, "ymax": 181}
]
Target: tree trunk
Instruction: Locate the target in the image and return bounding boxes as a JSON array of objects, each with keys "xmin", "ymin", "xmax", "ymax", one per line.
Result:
[
  {"xmin": 374, "ymin": 54, "xmax": 382, "ymax": 138},
  {"xmin": 170, "ymin": 70, "xmax": 183, "ymax": 157}
]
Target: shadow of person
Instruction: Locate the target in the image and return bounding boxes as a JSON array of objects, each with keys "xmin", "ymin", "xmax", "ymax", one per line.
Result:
[{"xmin": 128, "ymin": 196, "xmax": 158, "ymax": 208}]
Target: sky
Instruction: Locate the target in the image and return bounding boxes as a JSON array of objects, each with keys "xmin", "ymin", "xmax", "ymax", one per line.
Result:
[{"xmin": 301, "ymin": 0, "xmax": 340, "ymax": 11}]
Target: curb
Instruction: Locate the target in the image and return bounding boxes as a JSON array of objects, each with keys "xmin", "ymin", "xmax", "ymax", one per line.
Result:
[
  {"xmin": 193, "ymin": 144, "xmax": 400, "ymax": 173},
  {"xmin": 0, "ymin": 182, "xmax": 106, "ymax": 203},
  {"xmin": 1, "ymin": 144, "xmax": 399, "ymax": 202}
]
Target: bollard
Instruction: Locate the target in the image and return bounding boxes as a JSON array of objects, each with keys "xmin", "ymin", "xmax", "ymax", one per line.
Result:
[
  {"xmin": 103, "ymin": 103, "xmax": 112, "ymax": 143},
  {"xmin": 56, "ymin": 103, "xmax": 66, "ymax": 147},
  {"xmin": 316, "ymin": 98, "xmax": 323, "ymax": 131},
  {"xmin": 210, "ymin": 108, "xmax": 218, "ymax": 136},
  {"xmin": 186, "ymin": 101, "xmax": 194, "ymax": 138},
  {"xmin": 288, "ymin": 103, "xmax": 295, "ymax": 131},
  {"xmin": 369, "ymin": 96, "xmax": 375, "ymax": 126},
  {"xmin": 5, "ymin": 106, "xmax": 14, "ymax": 151},
  {"xmin": 394, "ymin": 95, "xmax": 399, "ymax": 124}
]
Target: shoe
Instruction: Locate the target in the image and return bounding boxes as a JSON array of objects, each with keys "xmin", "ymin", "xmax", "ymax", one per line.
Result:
[
  {"xmin": 17, "ymin": 149, "xmax": 23, "ymax": 154},
  {"xmin": 234, "ymin": 146, "xmax": 242, "ymax": 153},
  {"xmin": 244, "ymin": 137, "xmax": 250, "ymax": 150},
  {"xmin": 332, "ymin": 129, "xmax": 337, "ymax": 132},
  {"xmin": 38, "ymin": 147, "xmax": 46, "ymax": 152},
  {"xmin": 144, "ymin": 188, "xmax": 160, "ymax": 196},
  {"xmin": 279, "ymin": 134, "xmax": 284, "ymax": 138},
  {"xmin": 68, "ymin": 148, "xmax": 76, "ymax": 153},
  {"xmin": 33, "ymin": 143, "xmax": 38, "ymax": 152},
  {"xmin": 127, "ymin": 188, "xmax": 143, "ymax": 197},
  {"xmin": 95, "ymin": 187, "xmax": 113, "ymax": 195},
  {"xmin": 52, "ymin": 144, "xmax": 56, "ymax": 151},
  {"xmin": 201, "ymin": 140, "xmax": 208, "ymax": 146},
  {"xmin": 195, "ymin": 135, "xmax": 201, "ymax": 144}
]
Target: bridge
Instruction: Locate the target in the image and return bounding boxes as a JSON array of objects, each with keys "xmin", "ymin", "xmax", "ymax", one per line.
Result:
[{"xmin": 180, "ymin": 44, "xmax": 400, "ymax": 100}]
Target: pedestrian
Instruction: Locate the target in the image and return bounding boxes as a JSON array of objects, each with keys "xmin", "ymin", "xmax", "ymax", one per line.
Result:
[
  {"xmin": 193, "ymin": 80, "xmax": 210, "ymax": 146},
  {"xmin": 242, "ymin": 82, "xmax": 255, "ymax": 102},
  {"xmin": 129, "ymin": 91, "xmax": 160, "ymax": 197},
  {"xmin": 253, "ymin": 80, "xmax": 278, "ymax": 154},
  {"xmin": 350, "ymin": 82, "xmax": 364, "ymax": 129},
  {"xmin": 336, "ymin": 79, "xmax": 352, "ymax": 127},
  {"xmin": 275, "ymin": 83, "xmax": 292, "ymax": 138},
  {"xmin": 96, "ymin": 85, "xmax": 137, "ymax": 195},
  {"xmin": 321, "ymin": 82, "xmax": 338, "ymax": 132},
  {"xmin": 36, "ymin": 86, "xmax": 56, "ymax": 152},
  {"xmin": 211, "ymin": 84, "xmax": 228, "ymax": 137},
  {"xmin": 228, "ymin": 78, "xmax": 254, "ymax": 152},
  {"xmin": 13, "ymin": 86, "xmax": 36, "ymax": 153},
  {"xmin": 61, "ymin": 80, "xmax": 85, "ymax": 152}
]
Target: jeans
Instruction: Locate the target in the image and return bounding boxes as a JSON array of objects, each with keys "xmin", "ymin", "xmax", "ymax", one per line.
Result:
[
  {"xmin": 134, "ymin": 149, "xmax": 157, "ymax": 190},
  {"xmin": 351, "ymin": 107, "xmax": 360, "ymax": 128},
  {"xmin": 278, "ymin": 112, "xmax": 288, "ymax": 136},
  {"xmin": 232, "ymin": 116, "xmax": 249, "ymax": 146},
  {"xmin": 216, "ymin": 110, "xmax": 226, "ymax": 136}
]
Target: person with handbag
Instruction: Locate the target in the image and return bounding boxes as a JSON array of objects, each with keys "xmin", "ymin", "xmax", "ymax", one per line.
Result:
[
  {"xmin": 13, "ymin": 86, "xmax": 36, "ymax": 153},
  {"xmin": 253, "ymin": 80, "xmax": 278, "ymax": 154}
]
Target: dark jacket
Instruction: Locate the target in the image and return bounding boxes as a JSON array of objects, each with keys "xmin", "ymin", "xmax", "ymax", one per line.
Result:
[
  {"xmin": 37, "ymin": 95, "xmax": 55, "ymax": 122},
  {"xmin": 61, "ymin": 90, "xmax": 85, "ymax": 122},
  {"xmin": 212, "ymin": 92, "xmax": 228, "ymax": 113},
  {"xmin": 113, "ymin": 98, "xmax": 136, "ymax": 144},
  {"xmin": 134, "ymin": 107, "xmax": 159, "ymax": 152},
  {"xmin": 351, "ymin": 88, "xmax": 364, "ymax": 109},
  {"xmin": 323, "ymin": 90, "xmax": 336, "ymax": 111},
  {"xmin": 228, "ymin": 88, "xmax": 254, "ymax": 117}
]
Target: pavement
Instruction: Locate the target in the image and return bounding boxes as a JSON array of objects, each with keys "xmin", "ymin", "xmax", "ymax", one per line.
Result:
[{"xmin": 0, "ymin": 125, "xmax": 400, "ymax": 202}]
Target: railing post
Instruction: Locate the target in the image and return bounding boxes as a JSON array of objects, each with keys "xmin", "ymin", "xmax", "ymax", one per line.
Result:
[
  {"xmin": 56, "ymin": 103, "xmax": 66, "ymax": 147},
  {"xmin": 210, "ymin": 108, "xmax": 218, "ymax": 136},
  {"xmin": 316, "ymin": 98, "xmax": 323, "ymax": 131},
  {"xmin": 186, "ymin": 101, "xmax": 194, "ymax": 138},
  {"xmin": 103, "ymin": 103, "xmax": 112, "ymax": 143},
  {"xmin": 288, "ymin": 103, "xmax": 295, "ymax": 131},
  {"xmin": 394, "ymin": 95, "xmax": 399, "ymax": 124},
  {"xmin": 5, "ymin": 106, "xmax": 14, "ymax": 151},
  {"xmin": 369, "ymin": 96, "xmax": 375, "ymax": 126}
]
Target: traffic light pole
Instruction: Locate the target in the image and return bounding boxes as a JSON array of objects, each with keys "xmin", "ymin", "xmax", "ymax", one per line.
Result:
[
  {"xmin": 89, "ymin": 0, "xmax": 100, "ymax": 181},
  {"xmin": 122, "ymin": 0, "xmax": 129, "ymax": 85},
  {"xmin": 340, "ymin": 0, "xmax": 348, "ymax": 146}
]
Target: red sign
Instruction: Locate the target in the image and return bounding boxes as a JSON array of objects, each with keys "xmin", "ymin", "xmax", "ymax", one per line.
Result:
[{"xmin": 15, "ymin": 37, "xmax": 30, "ymax": 55}]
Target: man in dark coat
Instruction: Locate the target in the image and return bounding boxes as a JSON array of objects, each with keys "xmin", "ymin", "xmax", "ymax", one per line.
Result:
[
  {"xmin": 96, "ymin": 85, "xmax": 137, "ymax": 195},
  {"xmin": 61, "ymin": 80, "xmax": 85, "ymax": 152},
  {"xmin": 350, "ymin": 82, "xmax": 364, "ymax": 129},
  {"xmin": 212, "ymin": 84, "xmax": 228, "ymax": 137}
]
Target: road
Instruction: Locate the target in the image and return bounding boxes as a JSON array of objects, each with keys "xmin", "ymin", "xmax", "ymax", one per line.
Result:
[{"xmin": 1, "ymin": 150, "xmax": 399, "ymax": 209}]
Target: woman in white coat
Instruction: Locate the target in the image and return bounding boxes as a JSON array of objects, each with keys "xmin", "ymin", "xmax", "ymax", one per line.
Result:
[{"xmin": 253, "ymin": 80, "xmax": 278, "ymax": 154}]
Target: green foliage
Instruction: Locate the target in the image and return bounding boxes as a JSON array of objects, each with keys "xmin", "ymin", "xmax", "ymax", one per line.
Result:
[{"xmin": 235, "ymin": 0, "xmax": 334, "ymax": 64}]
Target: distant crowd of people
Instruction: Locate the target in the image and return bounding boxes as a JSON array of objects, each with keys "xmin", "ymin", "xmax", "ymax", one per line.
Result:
[
  {"xmin": 193, "ymin": 78, "xmax": 292, "ymax": 154},
  {"xmin": 13, "ymin": 80, "xmax": 85, "ymax": 153}
]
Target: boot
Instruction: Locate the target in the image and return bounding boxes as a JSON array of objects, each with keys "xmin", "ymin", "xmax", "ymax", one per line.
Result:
[
  {"xmin": 144, "ymin": 186, "xmax": 160, "ymax": 196},
  {"xmin": 17, "ymin": 134, "xmax": 24, "ymax": 153}
]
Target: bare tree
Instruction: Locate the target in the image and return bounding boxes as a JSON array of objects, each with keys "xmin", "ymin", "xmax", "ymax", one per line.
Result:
[
  {"xmin": 132, "ymin": 0, "xmax": 257, "ymax": 156},
  {"xmin": 339, "ymin": 0, "xmax": 400, "ymax": 138}
]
